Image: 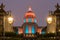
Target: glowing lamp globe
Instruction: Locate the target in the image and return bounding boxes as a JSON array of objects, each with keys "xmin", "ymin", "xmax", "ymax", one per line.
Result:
[
  {"xmin": 47, "ymin": 16, "xmax": 52, "ymax": 24},
  {"xmin": 8, "ymin": 17, "xmax": 13, "ymax": 24}
]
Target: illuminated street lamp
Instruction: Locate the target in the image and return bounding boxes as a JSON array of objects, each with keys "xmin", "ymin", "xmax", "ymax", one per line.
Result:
[
  {"xmin": 47, "ymin": 16, "xmax": 52, "ymax": 24},
  {"xmin": 8, "ymin": 16, "xmax": 13, "ymax": 24}
]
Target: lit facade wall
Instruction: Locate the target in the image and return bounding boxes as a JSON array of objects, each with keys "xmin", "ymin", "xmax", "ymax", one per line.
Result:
[
  {"xmin": 56, "ymin": 15, "xmax": 60, "ymax": 32},
  {"xmin": 47, "ymin": 15, "xmax": 56, "ymax": 33},
  {"xmin": 29, "ymin": 26, "xmax": 31, "ymax": 33},
  {"xmin": 4, "ymin": 15, "xmax": 14, "ymax": 32}
]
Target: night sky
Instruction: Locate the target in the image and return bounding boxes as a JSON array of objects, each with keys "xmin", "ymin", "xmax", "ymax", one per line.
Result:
[{"xmin": 0, "ymin": 0, "xmax": 60, "ymax": 26}]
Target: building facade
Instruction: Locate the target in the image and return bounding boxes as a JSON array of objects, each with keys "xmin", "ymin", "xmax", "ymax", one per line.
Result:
[
  {"xmin": 18, "ymin": 7, "xmax": 45, "ymax": 37},
  {"xmin": 47, "ymin": 3, "xmax": 60, "ymax": 33},
  {"xmin": 0, "ymin": 3, "xmax": 13, "ymax": 35}
]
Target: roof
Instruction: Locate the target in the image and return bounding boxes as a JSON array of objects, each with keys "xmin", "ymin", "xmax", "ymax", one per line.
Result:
[
  {"xmin": 24, "ymin": 7, "xmax": 36, "ymax": 18},
  {"xmin": 54, "ymin": 3, "xmax": 60, "ymax": 14},
  {"xmin": 0, "ymin": 3, "xmax": 7, "ymax": 15}
]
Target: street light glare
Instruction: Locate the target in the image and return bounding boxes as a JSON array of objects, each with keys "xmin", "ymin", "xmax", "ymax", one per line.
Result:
[
  {"xmin": 8, "ymin": 17, "xmax": 13, "ymax": 24},
  {"xmin": 47, "ymin": 17, "xmax": 52, "ymax": 24}
]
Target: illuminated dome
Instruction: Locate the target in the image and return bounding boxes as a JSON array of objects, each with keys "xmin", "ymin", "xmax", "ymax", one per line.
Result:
[
  {"xmin": 24, "ymin": 7, "xmax": 36, "ymax": 18},
  {"xmin": 24, "ymin": 7, "xmax": 37, "ymax": 23}
]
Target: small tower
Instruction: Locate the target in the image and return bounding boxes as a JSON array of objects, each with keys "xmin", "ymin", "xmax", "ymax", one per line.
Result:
[
  {"xmin": 0, "ymin": 3, "xmax": 6, "ymax": 36},
  {"xmin": 47, "ymin": 3, "xmax": 60, "ymax": 33},
  {"xmin": 0, "ymin": 3, "xmax": 14, "ymax": 35},
  {"xmin": 47, "ymin": 11, "xmax": 56, "ymax": 33},
  {"xmin": 54, "ymin": 3, "xmax": 60, "ymax": 14},
  {"xmin": 54, "ymin": 3, "xmax": 60, "ymax": 32}
]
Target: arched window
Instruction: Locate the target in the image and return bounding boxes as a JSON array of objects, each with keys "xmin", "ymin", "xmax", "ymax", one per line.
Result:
[
  {"xmin": 25, "ymin": 25, "xmax": 29, "ymax": 33},
  {"xmin": 34, "ymin": 19, "xmax": 37, "ymax": 23},
  {"xmin": 32, "ymin": 26, "xmax": 35, "ymax": 34},
  {"xmin": 28, "ymin": 18, "xmax": 32, "ymax": 22},
  {"xmin": 24, "ymin": 19, "xmax": 26, "ymax": 23}
]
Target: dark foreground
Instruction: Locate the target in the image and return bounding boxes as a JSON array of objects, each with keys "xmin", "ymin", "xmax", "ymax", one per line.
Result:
[{"xmin": 0, "ymin": 32, "xmax": 60, "ymax": 40}]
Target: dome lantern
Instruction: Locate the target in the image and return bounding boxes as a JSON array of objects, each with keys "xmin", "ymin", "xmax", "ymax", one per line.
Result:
[
  {"xmin": 24, "ymin": 7, "xmax": 36, "ymax": 18},
  {"xmin": 28, "ymin": 6, "xmax": 32, "ymax": 11}
]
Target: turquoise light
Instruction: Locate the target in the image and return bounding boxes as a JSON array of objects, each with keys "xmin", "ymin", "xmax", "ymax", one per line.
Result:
[
  {"xmin": 34, "ymin": 19, "xmax": 37, "ymax": 23},
  {"xmin": 24, "ymin": 19, "xmax": 26, "ymax": 23},
  {"xmin": 42, "ymin": 31, "xmax": 45, "ymax": 34},
  {"xmin": 32, "ymin": 26, "xmax": 35, "ymax": 34},
  {"xmin": 16, "ymin": 31, "xmax": 18, "ymax": 34},
  {"xmin": 28, "ymin": 18, "xmax": 32, "ymax": 22},
  {"xmin": 25, "ymin": 25, "xmax": 29, "ymax": 33}
]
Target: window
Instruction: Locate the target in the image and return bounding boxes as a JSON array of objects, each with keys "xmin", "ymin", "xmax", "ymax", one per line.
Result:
[
  {"xmin": 24, "ymin": 19, "xmax": 26, "ymax": 23},
  {"xmin": 28, "ymin": 18, "xmax": 32, "ymax": 22},
  {"xmin": 32, "ymin": 26, "xmax": 35, "ymax": 34},
  {"xmin": 34, "ymin": 19, "xmax": 37, "ymax": 23},
  {"xmin": 25, "ymin": 25, "xmax": 29, "ymax": 33}
]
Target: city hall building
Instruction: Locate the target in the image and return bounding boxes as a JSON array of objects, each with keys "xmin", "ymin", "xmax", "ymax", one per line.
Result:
[{"xmin": 18, "ymin": 7, "xmax": 46, "ymax": 37}]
